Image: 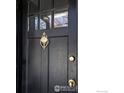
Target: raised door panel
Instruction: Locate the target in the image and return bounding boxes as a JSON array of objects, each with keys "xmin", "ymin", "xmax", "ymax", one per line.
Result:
[
  {"xmin": 28, "ymin": 39, "xmax": 42, "ymax": 93},
  {"xmin": 49, "ymin": 37, "xmax": 68, "ymax": 93}
]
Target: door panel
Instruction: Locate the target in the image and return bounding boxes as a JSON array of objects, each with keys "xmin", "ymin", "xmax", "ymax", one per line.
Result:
[
  {"xmin": 28, "ymin": 39, "xmax": 41, "ymax": 93},
  {"xmin": 28, "ymin": 37, "xmax": 68, "ymax": 93},
  {"xmin": 49, "ymin": 37, "xmax": 68, "ymax": 93}
]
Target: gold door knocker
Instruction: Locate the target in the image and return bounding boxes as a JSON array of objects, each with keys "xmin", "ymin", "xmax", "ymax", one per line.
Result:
[{"xmin": 40, "ymin": 32, "xmax": 49, "ymax": 49}]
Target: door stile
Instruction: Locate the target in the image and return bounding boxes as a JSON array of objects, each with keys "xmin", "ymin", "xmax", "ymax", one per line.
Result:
[{"xmin": 68, "ymin": 0, "xmax": 78, "ymax": 92}]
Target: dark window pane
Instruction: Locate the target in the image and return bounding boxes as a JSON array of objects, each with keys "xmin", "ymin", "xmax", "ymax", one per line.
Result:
[
  {"xmin": 54, "ymin": 0, "xmax": 68, "ymax": 9},
  {"xmin": 54, "ymin": 11, "xmax": 68, "ymax": 28},
  {"xmin": 40, "ymin": 0, "xmax": 52, "ymax": 11},
  {"xmin": 29, "ymin": 0, "xmax": 39, "ymax": 14},
  {"xmin": 40, "ymin": 13, "xmax": 52, "ymax": 30}
]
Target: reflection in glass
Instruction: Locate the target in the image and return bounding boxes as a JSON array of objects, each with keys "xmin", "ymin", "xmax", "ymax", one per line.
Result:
[
  {"xmin": 40, "ymin": 19, "xmax": 46, "ymax": 30},
  {"xmin": 35, "ymin": 16, "xmax": 38, "ymax": 30},
  {"xmin": 29, "ymin": 16, "xmax": 38, "ymax": 31},
  {"xmin": 40, "ymin": 15, "xmax": 51, "ymax": 30},
  {"xmin": 54, "ymin": 11, "xmax": 68, "ymax": 28},
  {"xmin": 27, "ymin": 17, "xmax": 29, "ymax": 32}
]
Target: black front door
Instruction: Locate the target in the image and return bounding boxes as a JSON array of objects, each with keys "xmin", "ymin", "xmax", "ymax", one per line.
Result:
[{"xmin": 16, "ymin": 0, "xmax": 78, "ymax": 93}]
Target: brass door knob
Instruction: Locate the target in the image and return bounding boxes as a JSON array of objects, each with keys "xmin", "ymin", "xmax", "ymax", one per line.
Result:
[
  {"xmin": 68, "ymin": 79, "xmax": 76, "ymax": 88},
  {"xmin": 69, "ymin": 56, "xmax": 75, "ymax": 62}
]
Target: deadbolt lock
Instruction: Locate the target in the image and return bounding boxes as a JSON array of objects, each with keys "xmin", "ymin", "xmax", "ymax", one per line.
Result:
[
  {"xmin": 68, "ymin": 79, "xmax": 76, "ymax": 88},
  {"xmin": 69, "ymin": 56, "xmax": 75, "ymax": 62}
]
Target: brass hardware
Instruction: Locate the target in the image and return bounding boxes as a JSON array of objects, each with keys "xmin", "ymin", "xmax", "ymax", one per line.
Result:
[
  {"xmin": 43, "ymin": 17, "xmax": 49, "ymax": 20},
  {"xmin": 40, "ymin": 32, "xmax": 49, "ymax": 49},
  {"xmin": 68, "ymin": 79, "xmax": 76, "ymax": 88},
  {"xmin": 69, "ymin": 56, "xmax": 75, "ymax": 62}
]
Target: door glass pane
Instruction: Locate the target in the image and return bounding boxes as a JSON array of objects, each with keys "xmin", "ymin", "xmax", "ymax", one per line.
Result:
[
  {"xmin": 40, "ymin": 0, "xmax": 52, "ymax": 11},
  {"xmin": 40, "ymin": 13, "xmax": 52, "ymax": 30},
  {"xmin": 27, "ymin": 17, "xmax": 29, "ymax": 32},
  {"xmin": 54, "ymin": 11, "xmax": 68, "ymax": 28},
  {"xmin": 29, "ymin": 0, "xmax": 39, "ymax": 14},
  {"xmin": 54, "ymin": 0, "xmax": 69, "ymax": 9},
  {"xmin": 29, "ymin": 15, "xmax": 39, "ymax": 31},
  {"xmin": 35, "ymin": 16, "xmax": 38, "ymax": 30}
]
